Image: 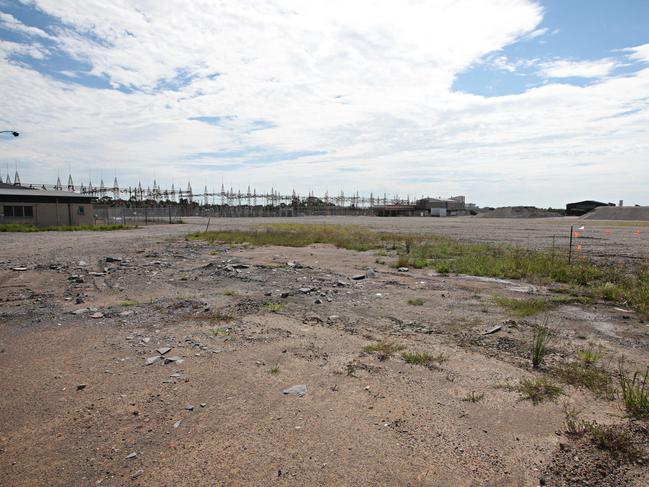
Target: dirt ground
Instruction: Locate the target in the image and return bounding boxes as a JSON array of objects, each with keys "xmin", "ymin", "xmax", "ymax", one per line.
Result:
[{"xmin": 1, "ymin": 217, "xmax": 648, "ymax": 486}]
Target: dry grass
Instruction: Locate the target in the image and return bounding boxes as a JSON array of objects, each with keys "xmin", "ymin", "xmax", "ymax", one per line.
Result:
[
  {"xmin": 516, "ymin": 377, "xmax": 563, "ymax": 404},
  {"xmin": 362, "ymin": 342, "xmax": 405, "ymax": 361},
  {"xmin": 493, "ymin": 296, "xmax": 553, "ymax": 317},
  {"xmin": 401, "ymin": 351, "xmax": 448, "ymax": 368}
]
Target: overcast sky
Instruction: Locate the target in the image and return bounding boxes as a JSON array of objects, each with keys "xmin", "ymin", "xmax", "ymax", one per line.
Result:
[{"xmin": 1, "ymin": 0, "xmax": 648, "ymax": 207}]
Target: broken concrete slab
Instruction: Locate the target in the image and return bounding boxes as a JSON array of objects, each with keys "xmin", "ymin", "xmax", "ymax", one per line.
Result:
[
  {"xmin": 282, "ymin": 384, "xmax": 308, "ymax": 397},
  {"xmin": 145, "ymin": 356, "xmax": 161, "ymax": 366},
  {"xmin": 157, "ymin": 347, "xmax": 172, "ymax": 355}
]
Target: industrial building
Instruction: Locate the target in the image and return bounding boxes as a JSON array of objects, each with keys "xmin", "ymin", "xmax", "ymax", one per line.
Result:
[
  {"xmin": 0, "ymin": 184, "xmax": 95, "ymax": 227},
  {"xmin": 374, "ymin": 196, "xmax": 469, "ymax": 217},
  {"xmin": 565, "ymin": 200, "xmax": 614, "ymax": 216}
]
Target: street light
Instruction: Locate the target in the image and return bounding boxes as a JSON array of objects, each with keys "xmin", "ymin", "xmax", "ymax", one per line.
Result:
[{"xmin": 0, "ymin": 131, "xmax": 19, "ymax": 137}]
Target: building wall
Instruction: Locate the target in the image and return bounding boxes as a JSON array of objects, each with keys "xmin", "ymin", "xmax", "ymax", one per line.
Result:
[{"xmin": 1, "ymin": 201, "xmax": 94, "ymax": 227}]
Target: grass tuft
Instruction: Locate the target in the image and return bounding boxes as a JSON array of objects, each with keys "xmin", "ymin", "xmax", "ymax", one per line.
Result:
[
  {"xmin": 619, "ymin": 365, "xmax": 649, "ymax": 419},
  {"xmin": 264, "ymin": 302, "xmax": 283, "ymax": 313},
  {"xmin": 552, "ymin": 361, "xmax": 615, "ymax": 399},
  {"xmin": 531, "ymin": 326, "xmax": 551, "ymax": 368},
  {"xmin": 269, "ymin": 365, "xmax": 280, "ymax": 374},
  {"xmin": 407, "ymin": 298, "xmax": 425, "ymax": 306},
  {"xmin": 119, "ymin": 300, "xmax": 138, "ymax": 307},
  {"xmin": 516, "ymin": 376, "xmax": 563, "ymax": 404},
  {"xmin": 401, "ymin": 351, "xmax": 448, "ymax": 368},
  {"xmin": 223, "ymin": 289, "xmax": 235, "ymax": 296},
  {"xmin": 362, "ymin": 342, "xmax": 405, "ymax": 361}
]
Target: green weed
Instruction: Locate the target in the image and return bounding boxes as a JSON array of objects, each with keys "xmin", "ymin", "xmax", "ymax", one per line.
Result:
[
  {"xmin": 119, "ymin": 300, "xmax": 139, "ymax": 307},
  {"xmin": 531, "ymin": 326, "xmax": 551, "ymax": 368},
  {"xmin": 362, "ymin": 342, "xmax": 405, "ymax": 361},
  {"xmin": 407, "ymin": 298, "xmax": 425, "ymax": 306},
  {"xmin": 264, "ymin": 302, "xmax": 283, "ymax": 313},
  {"xmin": 494, "ymin": 296, "xmax": 552, "ymax": 317},
  {"xmin": 619, "ymin": 365, "xmax": 649, "ymax": 419},
  {"xmin": 516, "ymin": 376, "xmax": 563, "ymax": 404},
  {"xmin": 401, "ymin": 351, "xmax": 448, "ymax": 367}
]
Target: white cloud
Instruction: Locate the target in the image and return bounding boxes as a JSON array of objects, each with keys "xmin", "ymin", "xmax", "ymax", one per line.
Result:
[
  {"xmin": 0, "ymin": 12, "xmax": 52, "ymax": 39},
  {"xmin": 624, "ymin": 43, "xmax": 649, "ymax": 63},
  {"xmin": 1, "ymin": 0, "xmax": 648, "ymax": 206},
  {"xmin": 538, "ymin": 58, "xmax": 618, "ymax": 78}
]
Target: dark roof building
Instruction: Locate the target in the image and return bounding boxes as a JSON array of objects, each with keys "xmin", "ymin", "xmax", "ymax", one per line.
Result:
[{"xmin": 565, "ymin": 200, "xmax": 614, "ymax": 216}]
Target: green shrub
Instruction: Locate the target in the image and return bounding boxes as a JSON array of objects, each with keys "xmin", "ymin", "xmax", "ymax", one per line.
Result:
[{"xmin": 531, "ymin": 326, "xmax": 551, "ymax": 368}]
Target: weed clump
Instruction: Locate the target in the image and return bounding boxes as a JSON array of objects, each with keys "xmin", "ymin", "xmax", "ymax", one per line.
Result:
[
  {"xmin": 516, "ymin": 376, "xmax": 563, "ymax": 404},
  {"xmin": 531, "ymin": 326, "xmax": 551, "ymax": 368},
  {"xmin": 362, "ymin": 342, "xmax": 405, "ymax": 361},
  {"xmin": 407, "ymin": 298, "xmax": 425, "ymax": 306},
  {"xmin": 619, "ymin": 365, "xmax": 649, "ymax": 419},
  {"xmin": 493, "ymin": 296, "xmax": 552, "ymax": 317},
  {"xmin": 264, "ymin": 302, "xmax": 283, "ymax": 313},
  {"xmin": 401, "ymin": 351, "xmax": 447, "ymax": 368}
]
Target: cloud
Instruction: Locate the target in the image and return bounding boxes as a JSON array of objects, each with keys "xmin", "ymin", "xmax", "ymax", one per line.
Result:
[
  {"xmin": 0, "ymin": 11, "xmax": 53, "ymax": 39},
  {"xmin": 624, "ymin": 43, "xmax": 649, "ymax": 63},
  {"xmin": 0, "ymin": 1, "xmax": 648, "ymax": 207},
  {"xmin": 538, "ymin": 58, "xmax": 618, "ymax": 78}
]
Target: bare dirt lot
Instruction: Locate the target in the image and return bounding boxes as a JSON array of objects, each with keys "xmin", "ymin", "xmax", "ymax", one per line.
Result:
[{"xmin": 1, "ymin": 217, "xmax": 648, "ymax": 486}]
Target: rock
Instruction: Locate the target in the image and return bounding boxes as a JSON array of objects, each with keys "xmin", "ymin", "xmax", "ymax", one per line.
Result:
[
  {"xmin": 119, "ymin": 310, "xmax": 134, "ymax": 317},
  {"xmin": 173, "ymin": 420, "xmax": 182, "ymax": 428},
  {"xmin": 12, "ymin": 267, "xmax": 28, "ymax": 272},
  {"xmin": 76, "ymin": 384, "xmax": 87, "ymax": 391},
  {"xmin": 231, "ymin": 263, "xmax": 249, "ymax": 269},
  {"xmin": 314, "ymin": 299, "xmax": 322, "ymax": 304},
  {"xmin": 88, "ymin": 272, "xmax": 105, "ymax": 277},
  {"xmin": 142, "ymin": 337, "xmax": 151, "ymax": 344},
  {"xmin": 131, "ymin": 470, "xmax": 144, "ymax": 480},
  {"xmin": 298, "ymin": 287, "xmax": 312, "ymax": 293},
  {"xmin": 164, "ymin": 356, "xmax": 183, "ymax": 364},
  {"xmin": 200, "ymin": 403, "xmax": 207, "ymax": 408},
  {"xmin": 126, "ymin": 452, "xmax": 137, "ymax": 459},
  {"xmin": 283, "ymin": 384, "xmax": 308, "ymax": 397},
  {"xmin": 78, "ymin": 261, "xmax": 87, "ymax": 266},
  {"xmin": 397, "ymin": 267, "xmax": 409, "ymax": 272},
  {"xmin": 90, "ymin": 312, "xmax": 104, "ymax": 319},
  {"xmin": 280, "ymin": 292, "xmax": 290, "ymax": 299},
  {"xmin": 366, "ymin": 267, "xmax": 376, "ymax": 278},
  {"xmin": 483, "ymin": 325, "xmax": 502, "ymax": 335},
  {"xmin": 336, "ymin": 280, "xmax": 347, "ymax": 287},
  {"xmin": 145, "ymin": 356, "xmax": 161, "ymax": 366},
  {"xmin": 105, "ymin": 256, "xmax": 122, "ymax": 262},
  {"xmin": 184, "ymin": 404, "xmax": 194, "ymax": 411},
  {"xmin": 71, "ymin": 308, "xmax": 90, "ymax": 315},
  {"xmin": 157, "ymin": 347, "xmax": 172, "ymax": 355},
  {"xmin": 351, "ymin": 275, "xmax": 365, "ymax": 281}
]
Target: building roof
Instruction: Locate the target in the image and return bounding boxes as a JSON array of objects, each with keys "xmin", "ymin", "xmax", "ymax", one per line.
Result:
[{"xmin": 0, "ymin": 188, "xmax": 93, "ymax": 199}]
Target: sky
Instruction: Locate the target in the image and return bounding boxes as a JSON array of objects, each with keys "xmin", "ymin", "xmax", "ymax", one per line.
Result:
[{"xmin": 0, "ymin": 0, "xmax": 648, "ymax": 207}]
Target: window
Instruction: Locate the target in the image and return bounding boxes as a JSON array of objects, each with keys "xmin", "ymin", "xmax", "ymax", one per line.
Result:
[
  {"xmin": 78, "ymin": 206, "xmax": 85, "ymax": 215},
  {"xmin": 2, "ymin": 205, "xmax": 34, "ymax": 218}
]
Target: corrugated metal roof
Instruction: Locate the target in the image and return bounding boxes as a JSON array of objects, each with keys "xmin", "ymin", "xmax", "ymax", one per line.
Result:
[{"xmin": 0, "ymin": 188, "xmax": 93, "ymax": 198}]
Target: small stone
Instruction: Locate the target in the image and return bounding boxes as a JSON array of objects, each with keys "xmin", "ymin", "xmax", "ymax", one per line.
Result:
[
  {"xmin": 12, "ymin": 267, "xmax": 28, "ymax": 272},
  {"xmin": 397, "ymin": 267, "xmax": 409, "ymax": 272},
  {"xmin": 283, "ymin": 384, "xmax": 308, "ymax": 397},
  {"xmin": 76, "ymin": 384, "xmax": 87, "ymax": 391},
  {"xmin": 126, "ymin": 452, "xmax": 137, "ymax": 459},
  {"xmin": 298, "ymin": 287, "xmax": 312, "ymax": 293},
  {"xmin": 131, "ymin": 470, "xmax": 144, "ymax": 479},
  {"xmin": 184, "ymin": 404, "xmax": 194, "ymax": 411},
  {"xmin": 157, "ymin": 347, "xmax": 172, "ymax": 355},
  {"xmin": 366, "ymin": 268, "xmax": 376, "ymax": 278},
  {"xmin": 351, "ymin": 274, "xmax": 365, "ymax": 281},
  {"xmin": 164, "ymin": 356, "xmax": 183, "ymax": 364},
  {"xmin": 280, "ymin": 292, "xmax": 290, "ymax": 299},
  {"xmin": 145, "ymin": 356, "xmax": 161, "ymax": 366},
  {"xmin": 71, "ymin": 308, "xmax": 90, "ymax": 315},
  {"xmin": 105, "ymin": 256, "xmax": 122, "ymax": 262},
  {"xmin": 483, "ymin": 325, "xmax": 502, "ymax": 335},
  {"xmin": 119, "ymin": 310, "xmax": 133, "ymax": 317},
  {"xmin": 78, "ymin": 261, "xmax": 87, "ymax": 266},
  {"xmin": 88, "ymin": 272, "xmax": 105, "ymax": 277},
  {"xmin": 142, "ymin": 337, "xmax": 151, "ymax": 344},
  {"xmin": 314, "ymin": 299, "xmax": 322, "ymax": 304},
  {"xmin": 90, "ymin": 312, "xmax": 104, "ymax": 319},
  {"xmin": 200, "ymin": 403, "xmax": 207, "ymax": 408},
  {"xmin": 173, "ymin": 420, "xmax": 182, "ymax": 428}
]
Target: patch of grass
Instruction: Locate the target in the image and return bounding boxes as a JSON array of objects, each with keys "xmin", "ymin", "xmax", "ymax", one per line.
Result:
[
  {"xmin": 209, "ymin": 249, "xmax": 222, "ymax": 255},
  {"xmin": 401, "ymin": 351, "xmax": 448, "ymax": 368},
  {"xmin": 563, "ymin": 406, "xmax": 640, "ymax": 460},
  {"xmin": 576, "ymin": 346, "xmax": 603, "ymax": 366},
  {"xmin": 186, "ymin": 224, "xmax": 649, "ymax": 317},
  {"xmin": 461, "ymin": 391, "xmax": 484, "ymax": 403},
  {"xmin": 264, "ymin": 302, "xmax": 283, "ymax": 313},
  {"xmin": 223, "ymin": 289, "xmax": 235, "ymax": 296},
  {"xmin": 208, "ymin": 311, "xmax": 234, "ymax": 323},
  {"xmin": 516, "ymin": 376, "xmax": 563, "ymax": 404},
  {"xmin": 119, "ymin": 300, "xmax": 139, "ymax": 307},
  {"xmin": 531, "ymin": 326, "xmax": 551, "ymax": 368},
  {"xmin": 619, "ymin": 365, "xmax": 649, "ymax": 419},
  {"xmin": 179, "ymin": 273, "xmax": 189, "ymax": 281},
  {"xmin": 269, "ymin": 364, "xmax": 280, "ymax": 374},
  {"xmin": 552, "ymin": 361, "xmax": 615, "ymax": 399},
  {"xmin": 210, "ymin": 327, "xmax": 231, "ymax": 336},
  {"xmin": 362, "ymin": 342, "xmax": 405, "ymax": 361},
  {"xmin": 407, "ymin": 298, "xmax": 425, "ymax": 306},
  {"xmin": 0, "ymin": 223, "xmax": 136, "ymax": 232},
  {"xmin": 493, "ymin": 296, "xmax": 552, "ymax": 317}
]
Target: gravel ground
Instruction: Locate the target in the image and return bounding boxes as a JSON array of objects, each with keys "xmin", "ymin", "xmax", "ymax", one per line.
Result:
[{"xmin": 1, "ymin": 218, "xmax": 647, "ymax": 486}]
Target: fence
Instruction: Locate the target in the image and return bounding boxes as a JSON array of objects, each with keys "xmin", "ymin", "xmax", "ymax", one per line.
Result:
[{"xmin": 94, "ymin": 206, "xmax": 185, "ymax": 225}]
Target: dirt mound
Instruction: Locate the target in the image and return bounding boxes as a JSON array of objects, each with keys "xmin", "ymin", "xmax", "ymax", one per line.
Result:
[
  {"xmin": 583, "ymin": 206, "xmax": 649, "ymax": 221},
  {"xmin": 478, "ymin": 206, "xmax": 557, "ymax": 218}
]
